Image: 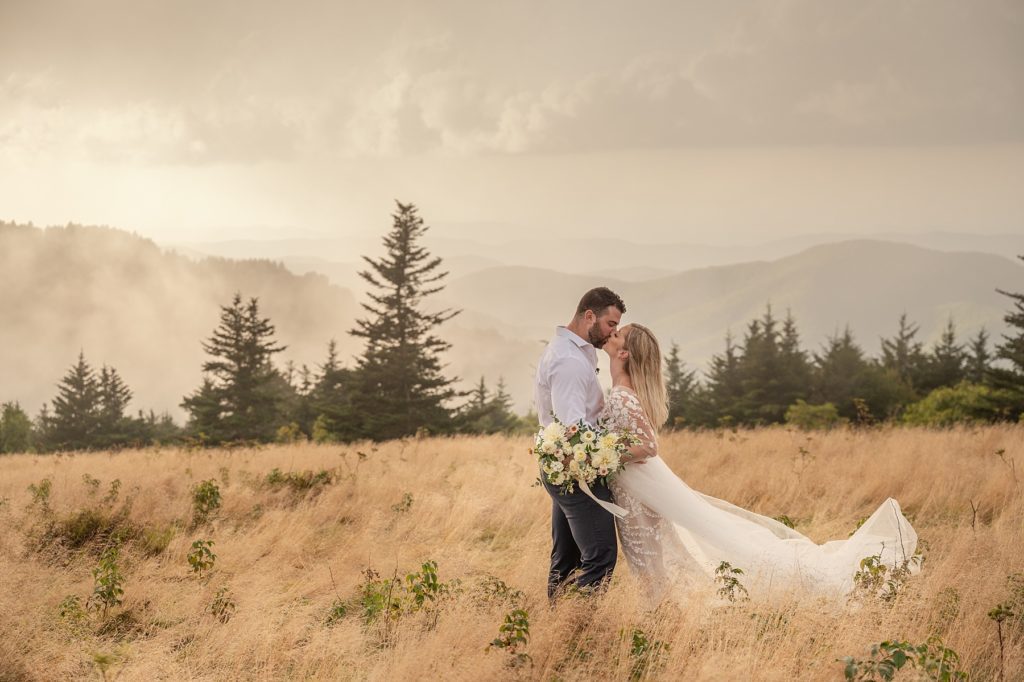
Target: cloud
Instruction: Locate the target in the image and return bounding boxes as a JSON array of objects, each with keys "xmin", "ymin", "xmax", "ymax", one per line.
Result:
[{"xmin": 1, "ymin": 0, "xmax": 1021, "ymax": 163}]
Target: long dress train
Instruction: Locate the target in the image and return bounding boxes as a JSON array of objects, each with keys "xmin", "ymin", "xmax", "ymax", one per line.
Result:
[{"xmin": 601, "ymin": 386, "xmax": 918, "ymax": 598}]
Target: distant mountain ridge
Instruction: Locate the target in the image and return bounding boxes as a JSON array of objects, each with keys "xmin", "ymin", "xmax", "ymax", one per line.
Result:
[
  {"xmin": 2, "ymin": 222, "xmax": 1021, "ymax": 416},
  {"xmin": 0, "ymin": 222, "xmax": 360, "ymax": 419}
]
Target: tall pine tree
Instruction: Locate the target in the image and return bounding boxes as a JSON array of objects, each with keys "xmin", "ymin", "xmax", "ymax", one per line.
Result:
[
  {"xmin": 43, "ymin": 351, "xmax": 102, "ymax": 450},
  {"xmin": 343, "ymin": 202, "xmax": 461, "ymax": 441},
  {"xmin": 880, "ymin": 313, "xmax": 927, "ymax": 392},
  {"xmin": 694, "ymin": 331, "xmax": 744, "ymax": 427},
  {"xmin": 919, "ymin": 318, "xmax": 966, "ymax": 393},
  {"xmin": 0, "ymin": 402, "xmax": 34, "ymax": 453},
  {"xmin": 664, "ymin": 341, "xmax": 699, "ymax": 428},
  {"xmin": 95, "ymin": 365, "xmax": 134, "ymax": 448},
  {"xmin": 182, "ymin": 293, "xmax": 289, "ymax": 443},
  {"xmin": 990, "ymin": 257, "xmax": 1024, "ymax": 419},
  {"xmin": 965, "ymin": 328, "xmax": 991, "ymax": 384}
]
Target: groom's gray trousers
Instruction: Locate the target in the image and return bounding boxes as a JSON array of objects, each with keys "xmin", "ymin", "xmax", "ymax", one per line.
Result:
[{"xmin": 542, "ymin": 475, "xmax": 617, "ymax": 599}]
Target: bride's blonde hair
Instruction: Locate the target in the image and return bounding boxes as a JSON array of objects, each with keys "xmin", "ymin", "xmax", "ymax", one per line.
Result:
[{"xmin": 622, "ymin": 323, "xmax": 669, "ymax": 428}]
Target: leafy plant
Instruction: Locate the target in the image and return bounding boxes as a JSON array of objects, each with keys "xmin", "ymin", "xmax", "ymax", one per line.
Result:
[
  {"xmin": 625, "ymin": 627, "xmax": 670, "ymax": 680},
  {"xmin": 86, "ymin": 545, "xmax": 125, "ymax": 617},
  {"xmin": 391, "ymin": 492, "xmax": 413, "ymax": 513},
  {"xmin": 852, "ymin": 548, "xmax": 922, "ymax": 602},
  {"xmin": 264, "ymin": 467, "xmax": 334, "ymax": 493},
  {"xmin": 103, "ymin": 479, "xmax": 121, "ymax": 505},
  {"xmin": 187, "ymin": 539, "xmax": 217, "ymax": 578},
  {"xmin": 474, "ymin": 575, "xmax": 524, "ymax": 608},
  {"xmin": 58, "ymin": 594, "xmax": 88, "ymax": 631},
  {"xmin": 359, "ymin": 568, "xmax": 402, "ymax": 625},
  {"xmin": 210, "ymin": 585, "xmax": 236, "ymax": 623},
  {"xmin": 191, "ymin": 479, "xmax": 221, "ymax": 526},
  {"xmin": 715, "ymin": 561, "xmax": 749, "ymax": 602},
  {"xmin": 82, "ymin": 473, "xmax": 101, "ymax": 496},
  {"xmin": 489, "ymin": 608, "xmax": 532, "ymax": 667},
  {"xmin": 405, "ymin": 559, "xmax": 459, "ymax": 609},
  {"xmin": 27, "ymin": 477, "xmax": 52, "ymax": 512},
  {"xmin": 987, "ymin": 573, "xmax": 1024, "ymax": 682},
  {"xmin": 839, "ymin": 635, "xmax": 968, "ymax": 681}
]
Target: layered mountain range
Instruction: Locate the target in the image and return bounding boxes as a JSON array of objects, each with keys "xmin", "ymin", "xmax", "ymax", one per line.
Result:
[{"xmin": 2, "ymin": 222, "xmax": 1020, "ymax": 416}]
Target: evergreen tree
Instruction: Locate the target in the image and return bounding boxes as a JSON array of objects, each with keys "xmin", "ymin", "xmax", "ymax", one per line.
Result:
[
  {"xmin": 181, "ymin": 378, "xmax": 224, "ymax": 442},
  {"xmin": 309, "ymin": 339, "xmax": 356, "ymax": 441},
  {"xmin": 965, "ymin": 328, "xmax": 991, "ymax": 384},
  {"xmin": 489, "ymin": 377, "xmax": 519, "ymax": 432},
  {"xmin": 343, "ymin": 202, "xmax": 461, "ymax": 441},
  {"xmin": 880, "ymin": 313, "xmax": 927, "ymax": 391},
  {"xmin": 694, "ymin": 331, "xmax": 744, "ymax": 427},
  {"xmin": 457, "ymin": 376, "xmax": 519, "ymax": 434},
  {"xmin": 44, "ymin": 351, "xmax": 102, "ymax": 450},
  {"xmin": 0, "ymin": 402, "xmax": 34, "ymax": 453},
  {"xmin": 95, "ymin": 365, "xmax": 134, "ymax": 448},
  {"xmin": 181, "ymin": 294, "xmax": 289, "ymax": 443},
  {"xmin": 733, "ymin": 306, "xmax": 810, "ymax": 425},
  {"xmin": 664, "ymin": 341, "xmax": 699, "ymax": 428},
  {"xmin": 990, "ymin": 257, "xmax": 1024, "ymax": 419},
  {"xmin": 919, "ymin": 318, "xmax": 966, "ymax": 393},
  {"xmin": 813, "ymin": 328, "xmax": 914, "ymax": 421},
  {"xmin": 289, "ymin": 363, "xmax": 318, "ymax": 436}
]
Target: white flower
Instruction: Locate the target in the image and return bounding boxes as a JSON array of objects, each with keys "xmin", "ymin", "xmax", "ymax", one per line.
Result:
[
  {"xmin": 543, "ymin": 422, "xmax": 564, "ymax": 444},
  {"xmin": 550, "ymin": 471, "xmax": 566, "ymax": 485},
  {"xmin": 550, "ymin": 460, "xmax": 564, "ymax": 472},
  {"xmin": 568, "ymin": 459, "xmax": 581, "ymax": 474},
  {"xmin": 581, "ymin": 429, "xmax": 597, "ymax": 444},
  {"xmin": 599, "ymin": 434, "xmax": 618, "ymax": 450},
  {"xmin": 573, "ymin": 443, "xmax": 588, "ymax": 457},
  {"xmin": 574, "ymin": 450, "xmax": 587, "ymax": 463},
  {"xmin": 542, "ymin": 440, "xmax": 557, "ymax": 454}
]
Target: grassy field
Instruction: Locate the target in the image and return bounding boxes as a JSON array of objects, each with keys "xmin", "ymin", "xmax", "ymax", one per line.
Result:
[{"xmin": 0, "ymin": 426, "xmax": 1021, "ymax": 680}]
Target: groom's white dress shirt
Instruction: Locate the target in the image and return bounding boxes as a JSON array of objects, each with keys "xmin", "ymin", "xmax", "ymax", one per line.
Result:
[{"xmin": 534, "ymin": 326, "xmax": 604, "ymax": 428}]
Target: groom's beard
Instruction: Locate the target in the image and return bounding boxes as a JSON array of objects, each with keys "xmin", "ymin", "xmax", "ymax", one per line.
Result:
[{"xmin": 588, "ymin": 323, "xmax": 610, "ymax": 348}]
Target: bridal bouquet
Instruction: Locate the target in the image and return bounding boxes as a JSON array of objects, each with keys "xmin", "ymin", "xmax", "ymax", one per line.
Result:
[{"xmin": 532, "ymin": 417, "xmax": 637, "ymax": 494}]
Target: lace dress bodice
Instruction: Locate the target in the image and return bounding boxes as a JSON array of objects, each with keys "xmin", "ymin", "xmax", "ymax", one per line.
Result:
[{"xmin": 601, "ymin": 387, "xmax": 698, "ymax": 600}]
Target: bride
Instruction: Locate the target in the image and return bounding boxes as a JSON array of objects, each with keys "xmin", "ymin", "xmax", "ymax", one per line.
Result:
[{"xmin": 601, "ymin": 323, "xmax": 918, "ymax": 599}]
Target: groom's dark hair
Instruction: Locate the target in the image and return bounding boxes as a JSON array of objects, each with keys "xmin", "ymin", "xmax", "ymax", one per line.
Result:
[{"xmin": 575, "ymin": 287, "xmax": 626, "ymax": 318}]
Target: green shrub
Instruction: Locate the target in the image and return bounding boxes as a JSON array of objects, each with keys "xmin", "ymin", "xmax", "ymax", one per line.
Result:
[
  {"xmin": 191, "ymin": 480, "xmax": 222, "ymax": 526},
  {"xmin": 41, "ymin": 504, "xmax": 138, "ymax": 552},
  {"xmin": 87, "ymin": 546, "xmax": 125, "ymax": 618},
  {"xmin": 839, "ymin": 635, "xmax": 967, "ymax": 681},
  {"xmin": 785, "ymin": 400, "xmax": 846, "ymax": 430},
  {"xmin": 489, "ymin": 609, "xmax": 531, "ymax": 667},
  {"xmin": 187, "ymin": 539, "xmax": 217, "ymax": 578},
  {"xmin": 714, "ymin": 561, "xmax": 748, "ymax": 602},
  {"xmin": 275, "ymin": 422, "xmax": 305, "ymax": 444},
  {"xmin": 902, "ymin": 382, "xmax": 1006, "ymax": 426},
  {"xmin": 264, "ymin": 468, "xmax": 333, "ymax": 493}
]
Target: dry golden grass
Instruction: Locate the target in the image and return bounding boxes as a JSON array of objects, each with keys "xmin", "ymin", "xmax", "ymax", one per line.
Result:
[{"xmin": 0, "ymin": 426, "xmax": 1021, "ymax": 681}]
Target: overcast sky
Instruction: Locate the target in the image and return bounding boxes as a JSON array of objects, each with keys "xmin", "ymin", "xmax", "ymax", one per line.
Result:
[{"xmin": 1, "ymin": 0, "xmax": 1022, "ymax": 245}]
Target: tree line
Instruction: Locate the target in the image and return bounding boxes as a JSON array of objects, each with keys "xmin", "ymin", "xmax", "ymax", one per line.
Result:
[
  {"xmin": 664, "ymin": 266, "xmax": 1024, "ymax": 429},
  {"xmin": 2, "ymin": 207, "xmax": 1023, "ymax": 452},
  {"xmin": 0, "ymin": 202, "xmax": 526, "ymax": 453}
]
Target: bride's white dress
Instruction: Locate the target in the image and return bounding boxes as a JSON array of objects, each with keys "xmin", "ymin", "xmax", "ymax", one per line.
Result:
[{"xmin": 601, "ymin": 386, "xmax": 918, "ymax": 597}]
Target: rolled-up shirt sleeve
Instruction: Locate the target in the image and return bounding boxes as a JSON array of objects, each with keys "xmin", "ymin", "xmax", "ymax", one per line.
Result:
[{"xmin": 549, "ymin": 356, "xmax": 593, "ymax": 426}]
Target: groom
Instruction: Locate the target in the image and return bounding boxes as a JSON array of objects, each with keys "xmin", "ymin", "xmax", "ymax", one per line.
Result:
[{"xmin": 534, "ymin": 286, "xmax": 625, "ymax": 599}]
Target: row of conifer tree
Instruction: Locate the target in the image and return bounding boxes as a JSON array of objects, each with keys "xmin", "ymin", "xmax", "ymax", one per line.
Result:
[{"xmin": 1, "ymin": 203, "xmax": 1023, "ymax": 452}]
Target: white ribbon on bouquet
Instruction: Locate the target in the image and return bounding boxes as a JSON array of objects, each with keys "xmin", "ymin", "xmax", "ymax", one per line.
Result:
[{"xmin": 578, "ymin": 479, "xmax": 629, "ymax": 518}]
